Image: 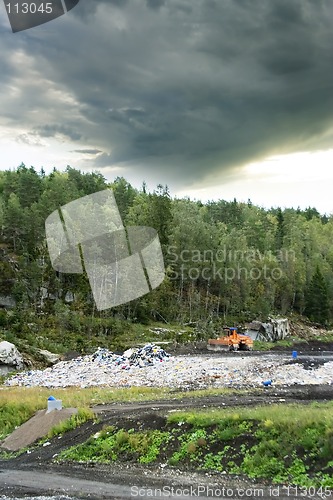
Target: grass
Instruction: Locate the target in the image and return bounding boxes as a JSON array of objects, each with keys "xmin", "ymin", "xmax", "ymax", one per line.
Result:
[
  {"xmin": 0, "ymin": 386, "xmax": 166, "ymax": 440},
  {"xmin": 58, "ymin": 402, "xmax": 333, "ymax": 489},
  {"xmin": 254, "ymin": 339, "xmax": 304, "ymax": 350},
  {"xmin": 47, "ymin": 407, "xmax": 96, "ymax": 438},
  {"xmin": 0, "ymin": 385, "xmax": 246, "ymax": 441},
  {"xmin": 166, "ymin": 401, "xmax": 333, "ymax": 427}
]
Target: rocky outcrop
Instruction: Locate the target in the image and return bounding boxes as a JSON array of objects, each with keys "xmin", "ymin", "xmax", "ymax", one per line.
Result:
[
  {"xmin": 0, "ymin": 295, "xmax": 16, "ymax": 308},
  {"xmin": 37, "ymin": 349, "xmax": 60, "ymax": 366},
  {"xmin": 0, "ymin": 341, "xmax": 24, "ymax": 374}
]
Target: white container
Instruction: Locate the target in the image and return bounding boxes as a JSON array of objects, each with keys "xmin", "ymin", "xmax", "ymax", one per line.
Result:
[{"xmin": 46, "ymin": 399, "xmax": 62, "ymax": 413}]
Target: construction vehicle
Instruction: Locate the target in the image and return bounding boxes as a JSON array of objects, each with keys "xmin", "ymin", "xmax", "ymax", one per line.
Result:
[{"xmin": 207, "ymin": 327, "xmax": 253, "ymax": 352}]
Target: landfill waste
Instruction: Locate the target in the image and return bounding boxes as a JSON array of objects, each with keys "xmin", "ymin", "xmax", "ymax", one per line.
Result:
[
  {"xmin": 4, "ymin": 348, "xmax": 333, "ymax": 389},
  {"xmin": 91, "ymin": 344, "xmax": 170, "ymax": 369}
]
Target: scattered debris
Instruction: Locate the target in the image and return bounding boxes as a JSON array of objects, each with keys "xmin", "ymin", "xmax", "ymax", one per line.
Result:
[{"xmin": 149, "ymin": 327, "xmax": 174, "ymax": 335}]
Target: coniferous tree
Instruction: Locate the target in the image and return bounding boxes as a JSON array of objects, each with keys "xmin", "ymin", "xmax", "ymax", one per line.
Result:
[
  {"xmin": 305, "ymin": 266, "xmax": 330, "ymax": 324},
  {"xmin": 275, "ymin": 207, "xmax": 285, "ymax": 250}
]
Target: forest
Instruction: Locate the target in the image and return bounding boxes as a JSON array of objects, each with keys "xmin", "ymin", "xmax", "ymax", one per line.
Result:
[{"xmin": 0, "ymin": 164, "xmax": 332, "ymax": 352}]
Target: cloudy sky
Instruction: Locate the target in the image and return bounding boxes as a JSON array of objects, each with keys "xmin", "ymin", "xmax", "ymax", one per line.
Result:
[{"xmin": 0, "ymin": 0, "xmax": 332, "ymax": 212}]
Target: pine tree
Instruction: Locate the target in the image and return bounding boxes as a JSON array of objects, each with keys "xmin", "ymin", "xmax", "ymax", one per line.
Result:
[
  {"xmin": 275, "ymin": 207, "xmax": 285, "ymax": 249},
  {"xmin": 305, "ymin": 266, "xmax": 330, "ymax": 324}
]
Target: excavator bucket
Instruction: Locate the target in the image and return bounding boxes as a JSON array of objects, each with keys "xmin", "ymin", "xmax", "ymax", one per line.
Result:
[{"xmin": 207, "ymin": 340, "xmax": 231, "ymax": 352}]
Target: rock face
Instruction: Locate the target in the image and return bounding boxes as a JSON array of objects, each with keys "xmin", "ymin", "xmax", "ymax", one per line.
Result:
[{"xmin": 0, "ymin": 341, "xmax": 24, "ymax": 374}]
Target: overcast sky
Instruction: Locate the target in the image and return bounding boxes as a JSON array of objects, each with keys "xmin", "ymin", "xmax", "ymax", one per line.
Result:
[{"xmin": 0, "ymin": 0, "xmax": 332, "ymax": 212}]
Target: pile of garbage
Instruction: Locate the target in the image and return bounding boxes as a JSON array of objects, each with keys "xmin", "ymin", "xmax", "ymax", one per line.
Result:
[
  {"xmin": 5, "ymin": 344, "xmax": 173, "ymax": 388},
  {"xmin": 91, "ymin": 344, "xmax": 170, "ymax": 369},
  {"xmin": 4, "ymin": 349, "xmax": 333, "ymax": 389}
]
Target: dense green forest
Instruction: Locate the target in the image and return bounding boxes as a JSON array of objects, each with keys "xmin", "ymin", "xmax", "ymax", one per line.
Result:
[{"xmin": 0, "ymin": 164, "xmax": 332, "ymax": 352}]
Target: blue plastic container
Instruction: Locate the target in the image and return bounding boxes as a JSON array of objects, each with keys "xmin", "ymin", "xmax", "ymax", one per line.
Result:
[{"xmin": 262, "ymin": 380, "xmax": 272, "ymax": 386}]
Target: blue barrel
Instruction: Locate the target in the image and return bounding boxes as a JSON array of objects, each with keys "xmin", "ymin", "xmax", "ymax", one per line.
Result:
[
  {"xmin": 292, "ymin": 351, "xmax": 298, "ymax": 359},
  {"xmin": 262, "ymin": 380, "xmax": 272, "ymax": 386}
]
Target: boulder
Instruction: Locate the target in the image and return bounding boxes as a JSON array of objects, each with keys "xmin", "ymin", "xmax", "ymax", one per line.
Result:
[
  {"xmin": 0, "ymin": 341, "xmax": 24, "ymax": 374},
  {"xmin": 37, "ymin": 349, "xmax": 60, "ymax": 365}
]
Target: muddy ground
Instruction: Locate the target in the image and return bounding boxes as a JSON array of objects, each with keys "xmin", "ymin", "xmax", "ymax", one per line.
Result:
[{"xmin": 1, "ymin": 383, "xmax": 333, "ymax": 499}]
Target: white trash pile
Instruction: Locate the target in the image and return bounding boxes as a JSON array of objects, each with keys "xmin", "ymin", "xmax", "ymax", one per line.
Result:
[
  {"xmin": 91, "ymin": 344, "xmax": 170, "ymax": 368},
  {"xmin": 4, "ymin": 348, "xmax": 333, "ymax": 389}
]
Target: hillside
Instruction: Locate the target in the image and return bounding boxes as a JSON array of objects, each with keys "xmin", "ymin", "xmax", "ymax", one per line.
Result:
[{"xmin": 1, "ymin": 165, "xmax": 333, "ymax": 361}]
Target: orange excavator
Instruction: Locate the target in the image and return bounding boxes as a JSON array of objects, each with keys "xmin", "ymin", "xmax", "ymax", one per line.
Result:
[{"xmin": 207, "ymin": 327, "xmax": 253, "ymax": 352}]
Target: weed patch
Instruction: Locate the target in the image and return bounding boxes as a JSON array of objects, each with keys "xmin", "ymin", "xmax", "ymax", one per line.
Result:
[
  {"xmin": 60, "ymin": 427, "xmax": 170, "ymax": 465},
  {"xmin": 48, "ymin": 408, "xmax": 96, "ymax": 438}
]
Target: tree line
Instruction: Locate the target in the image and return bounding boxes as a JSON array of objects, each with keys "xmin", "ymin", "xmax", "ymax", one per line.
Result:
[{"xmin": 0, "ymin": 164, "xmax": 332, "ymax": 333}]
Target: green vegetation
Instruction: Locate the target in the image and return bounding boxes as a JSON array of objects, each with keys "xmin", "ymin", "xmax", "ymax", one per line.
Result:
[
  {"xmin": 254, "ymin": 339, "xmax": 295, "ymax": 351},
  {"xmin": 1, "ymin": 165, "xmax": 333, "ymax": 359},
  {"xmin": 305, "ymin": 266, "xmax": 330, "ymax": 325},
  {"xmin": 0, "ymin": 316, "xmax": 194, "ymax": 358},
  {"xmin": 47, "ymin": 407, "xmax": 95, "ymax": 438},
  {"xmin": 60, "ymin": 426, "xmax": 171, "ymax": 464},
  {"xmin": 59, "ymin": 402, "xmax": 333, "ymax": 488},
  {"xmin": 0, "ymin": 385, "xmax": 246, "ymax": 440},
  {"xmin": 0, "ymin": 401, "xmax": 35, "ymax": 440}
]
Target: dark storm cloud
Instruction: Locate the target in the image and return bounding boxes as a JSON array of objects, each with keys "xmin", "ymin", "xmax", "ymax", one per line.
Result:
[
  {"xmin": 1, "ymin": 0, "xmax": 332, "ymax": 188},
  {"xmin": 35, "ymin": 124, "xmax": 82, "ymax": 141},
  {"xmin": 145, "ymin": 0, "xmax": 166, "ymax": 10},
  {"xmin": 69, "ymin": 0, "xmax": 128, "ymax": 19},
  {"xmin": 89, "ymin": 153, "xmax": 114, "ymax": 168}
]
